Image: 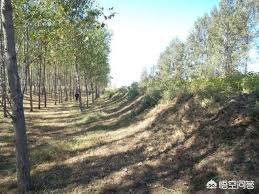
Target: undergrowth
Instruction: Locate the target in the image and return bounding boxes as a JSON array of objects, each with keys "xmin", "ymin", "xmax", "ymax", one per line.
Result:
[{"xmin": 144, "ymin": 73, "xmax": 259, "ymax": 101}]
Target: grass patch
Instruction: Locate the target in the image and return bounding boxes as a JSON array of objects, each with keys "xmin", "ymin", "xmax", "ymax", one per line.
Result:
[
  {"xmin": 66, "ymin": 131, "xmax": 108, "ymax": 151},
  {"xmin": 76, "ymin": 112, "xmax": 106, "ymax": 125},
  {"xmin": 30, "ymin": 144, "xmax": 69, "ymax": 166}
]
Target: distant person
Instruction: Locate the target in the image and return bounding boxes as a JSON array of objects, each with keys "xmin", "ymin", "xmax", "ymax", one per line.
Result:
[{"xmin": 75, "ymin": 91, "xmax": 79, "ymax": 101}]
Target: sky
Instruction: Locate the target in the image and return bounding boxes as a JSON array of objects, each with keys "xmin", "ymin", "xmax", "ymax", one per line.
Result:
[{"xmin": 99, "ymin": 0, "xmax": 259, "ymax": 87}]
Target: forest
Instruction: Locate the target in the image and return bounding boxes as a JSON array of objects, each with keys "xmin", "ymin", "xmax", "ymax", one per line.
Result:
[{"xmin": 0, "ymin": 0, "xmax": 258, "ymax": 193}]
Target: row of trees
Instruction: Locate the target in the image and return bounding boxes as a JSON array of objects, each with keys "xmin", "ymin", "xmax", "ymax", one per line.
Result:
[
  {"xmin": 0, "ymin": 0, "xmax": 113, "ymax": 192},
  {"xmin": 1, "ymin": 0, "xmax": 113, "ymax": 116},
  {"xmin": 141, "ymin": 0, "xmax": 256, "ymax": 86}
]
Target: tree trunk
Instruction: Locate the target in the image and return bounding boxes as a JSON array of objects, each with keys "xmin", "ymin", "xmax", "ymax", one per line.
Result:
[
  {"xmin": 2, "ymin": 60, "xmax": 7, "ymax": 117},
  {"xmin": 65, "ymin": 87, "xmax": 68, "ymax": 101},
  {"xmin": 72, "ymin": 77, "xmax": 75, "ymax": 100},
  {"xmin": 28, "ymin": 65, "xmax": 33, "ymax": 112},
  {"xmin": 61, "ymin": 73, "xmax": 63, "ymax": 103},
  {"xmin": 95, "ymin": 82, "xmax": 99, "ymax": 99},
  {"xmin": 84, "ymin": 73, "xmax": 89, "ymax": 108},
  {"xmin": 48, "ymin": 71, "xmax": 52, "ymax": 99},
  {"xmin": 64, "ymin": 72, "xmax": 68, "ymax": 101},
  {"xmin": 58, "ymin": 67, "xmax": 61, "ymax": 104},
  {"xmin": 54, "ymin": 62, "xmax": 57, "ymax": 105},
  {"xmin": 90, "ymin": 80, "xmax": 94, "ymax": 104},
  {"xmin": 0, "ymin": 9, "xmax": 7, "ymax": 117},
  {"xmin": 38, "ymin": 42, "xmax": 42, "ymax": 109},
  {"xmin": 60, "ymin": 86, "xmax": 62, "ymax": 103},
  {"xmin": 69, "ymin": 73, "xmax": 72, "ymax": 101},
  {"xmin": 33, "ymin": 81, "xmax": 36, "ymax": 95},
  {"xmin": 24, "ymin": 25, "xmax": 32, "ymax": 112},
  {"xmin": 43, "ymin": 44, "xmax": 47, "ymax": 107},
  {"xmin": 75, "ymin": 56, "xmax": 82, "ymax": 112},
  {"xmin": 1, "ymin": 0, "xmax": 31, "ymax": 192},
  {"xmin": 22, "ymin": 27, "xmax": 29, "ymax": 94}
]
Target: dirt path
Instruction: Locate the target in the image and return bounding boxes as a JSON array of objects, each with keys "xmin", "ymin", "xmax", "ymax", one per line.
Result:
[{"xmin": 0, "ymin": 94, "xmax": 163, "ymax": 193}]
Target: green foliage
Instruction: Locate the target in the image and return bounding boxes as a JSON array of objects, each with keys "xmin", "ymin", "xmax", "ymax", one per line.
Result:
[
  {"xmin": 127, "ymin": 82, "xmax": 140, "ymax": 100},
  {"xmin": 13, "ymin": 0, "xmax": 113, "ymax": 97},
  {"xmin": 139, "ymin": 0, "xmax": 257, "ymax": 102},
  {"xmin": 104, "ymin": 87, "xmax": 127, "ymax": 101},
  {"xmin": 241, "ymin": 73, "xmax": 259, "ymax": 93},
  {"xmin": 188, "ymin": 73, "xmax": 259, "ymax": 96},
  {"xmin": 104, "ymin": 89, "xmax": 117, "ymax": 99},
  {"xmin": 142, "ymin": 90, "xmax": 161, "ymax": 109},
  {"xmin": 141, "ymin": 72, "xmax": 259, "ymax": 101},
  {"xmin": 162, "ymin": 79, "xmax": 188, "ymax": 100},
  {"xmin": 132, "ymin": 89, "xmax": 161, "ymax": 116},
  {"xmin": 188, "ymin": 77, "xmax": 235, "ymax": 96}
]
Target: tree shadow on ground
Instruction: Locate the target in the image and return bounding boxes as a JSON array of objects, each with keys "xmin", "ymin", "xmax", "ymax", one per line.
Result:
[
  {"xmin": 91, "ymin": 91, "xmax": 128, "ymax": 112},
  {"xmin": 102, "ymin": 94, "xmax": 141, "ymax": 114},
  {"xmin": 99, "ymin": 93, "xmax": 259, "ymax": 193},
  {"xmin": 30, "ymin": 146, "xmax": 146, "ymax": 192},
  {"xmin": 65, "ymin": 97, "xmax": 154, "ymax": 139},
  {"xmin": 101, "ymin": 95, "xmax": 144, "ymax": 120},
  {"xmin": 1, "ymin": 92, "xmax": 258, "ymax": 193}
]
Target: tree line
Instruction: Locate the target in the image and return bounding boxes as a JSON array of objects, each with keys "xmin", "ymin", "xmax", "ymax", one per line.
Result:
[
  {"xmin": 0, "ymin": 0, "xmax": 113, "ymax": 115},
  {"xmin": 0, "ymin": 0, "xmax": 113, "ymax": 192},
  {"xmin": 140, "ymin": 0, "xmax": 258, "ymax": 98}
]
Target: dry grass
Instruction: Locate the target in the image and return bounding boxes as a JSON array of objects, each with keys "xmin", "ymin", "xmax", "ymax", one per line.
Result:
[{"xmin": 0, "ymin": 92, "xmax": 258, "ymax": 193}]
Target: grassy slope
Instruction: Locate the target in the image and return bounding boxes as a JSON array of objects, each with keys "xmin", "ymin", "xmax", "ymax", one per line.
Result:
[{"xmin": 0, "ymin": 91, "xmax": 258, "ymax": 193}]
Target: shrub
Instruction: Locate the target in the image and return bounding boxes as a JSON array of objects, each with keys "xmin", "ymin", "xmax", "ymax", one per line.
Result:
[
  {"xmin": 127, "ymin": 82, "xmax": 140, "ymax": 100},
  {"xmin": 132, "ymin": 89, "xmax": 162, "ymax": 116},
  {"xmin": 163, "ymin": 79, "xmax": 188, "ymax": 100},
  {"xmin": 143, "ymin": 89, "xmax": 161, "ymax": 108},
  {"xmin": 241, "ymin": 73, "xmax": 259, "ymax": 93},
  {"xmin": 105, "ymin": 89, "xmax": 117, "ymax": 99},
  {"xmin": 187, "ymin": 73, "xmax": 259, "ymax": 97}
]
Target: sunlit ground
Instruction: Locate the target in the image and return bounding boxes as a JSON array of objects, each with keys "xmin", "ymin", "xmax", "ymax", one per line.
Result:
[{"xmin": 0, "ymin": 92, "xmax": 258, "ymax": 193}]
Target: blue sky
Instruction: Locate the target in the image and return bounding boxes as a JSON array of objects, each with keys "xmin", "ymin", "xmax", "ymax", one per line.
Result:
[{"xmin": 99, "ymin": 0, "xmax": 258, "ymax": 87}]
